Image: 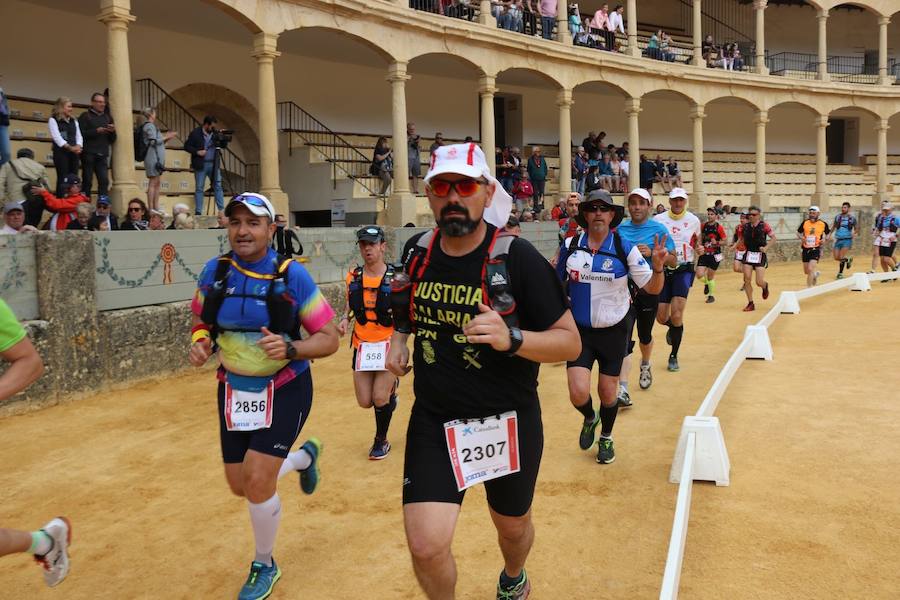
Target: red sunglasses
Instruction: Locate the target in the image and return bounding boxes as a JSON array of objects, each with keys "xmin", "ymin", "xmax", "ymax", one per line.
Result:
[{"xmin": 428, "ymin": 178, "xmax": 485, "ymax": 198}]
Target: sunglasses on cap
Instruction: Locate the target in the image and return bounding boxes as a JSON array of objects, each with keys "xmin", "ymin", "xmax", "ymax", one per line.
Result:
[
  {"xmin": 428, "ymin": 178, "xmax": 486, "ymax": 198},
  {"xmin": 356, "ymin": 227, "xmax": 384, "ymax": 240}
]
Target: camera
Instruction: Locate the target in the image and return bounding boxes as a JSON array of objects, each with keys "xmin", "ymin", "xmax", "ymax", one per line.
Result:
[{"xmin": 211, "ymin": 128, "xmax": 234, "ymax": 149}]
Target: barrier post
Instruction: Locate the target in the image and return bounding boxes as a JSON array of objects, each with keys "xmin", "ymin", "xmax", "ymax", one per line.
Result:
[
  {"xmin": 779, "ymin": 291, "xmax": 801, "ymax": 313},
  {"xmin": 850, "ymin": 271, "xmax": 872, "ymax": 292},
  {"xmin": 670, "ymin": 416, "xmax": 730, "ymax": 487},
  {"xmin": 744, "ymin": 325, "xmax": 773, "ymax": 360}
]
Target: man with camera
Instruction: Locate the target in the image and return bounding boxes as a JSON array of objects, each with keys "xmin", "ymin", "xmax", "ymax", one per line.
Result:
[{"xmin": 184, "ymin": 115, "xmax": 226, "ymax": 215}]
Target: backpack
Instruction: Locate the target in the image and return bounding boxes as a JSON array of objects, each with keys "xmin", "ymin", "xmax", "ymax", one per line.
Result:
[{"xmin": 134, "ymin": 123, "xmax": 151, "ymax": 161}]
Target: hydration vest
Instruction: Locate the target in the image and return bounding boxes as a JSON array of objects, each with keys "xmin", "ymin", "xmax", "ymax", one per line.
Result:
[
  {"xmin": 402, "ymin": 227, "xmax": 518, "ymax": 329},
  {"xmin": 562, "ymin": 230, "xmax": 638, "ymax": 299},
  {"xmin": 348, "ymin": 265, "xmax": 394, "ymax": 328},
  {"xmin": 876, "ymin": 214, "xmax": 899, "ymax": 233},
  {"xmin": 742, "ymin": 221, "xmax": 769, "ymax": 251},
  {"xmin": 199, "ymin": 252, "xmax": 300, "ymax": 340},
  {"xmin": 834, "ymin": 214, "xmax": 856, "ymax": 232}
]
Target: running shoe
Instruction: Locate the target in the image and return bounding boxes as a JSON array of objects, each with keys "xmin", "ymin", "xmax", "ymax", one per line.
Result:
[
  {"xmin": 705, "ymin": 295, "xmax": 715, "ymax": 303},
  {"xmin": 496, "ymin": 569, "xmax": 531, "ymax": 600},
  {"xmin": 836, "ymin": 273, "xmax": 844, "ymax": 279},
  {"xmin": 667, "ymin": 355, "xmax": 679, "ymax": 372},
  {"xmin": 762, "ymin": 283, "xmax": 770, "ymax": 300},
  {"xmin": 639, "ymin": 364, "xmax": 653, "ymax": 390},
  {"xmin": 866, "ymin": 270, "xmax": 875, "ymax": 274},
  {"xmin": 596, "ymin": 438, "xmax": 616, "ymax": 464},
  {"xmin": 579, "ymin": 410, "xmax": 601, "ymax": 450},
  {"xmin": 703, "ymin": 282, "xmax": 709, "ymax": 295},
  {"xmin": 299, "ymin": 438, "xmax": 323, "ymax": 495},
  {"xmin": 368, "ymin": 438, "xmax": 391, "ymax": 460},
  {"xmin": 34, "ymin": 517, "xmax": 71, "ymax": 588},
  {"xmin": 238, "ymin": 560, "xmax": 281, "ymax": 600},
  {"xmin": 813, "ymin": 271, "xmax": 820, "ymax": 285},
  {"xmin": 616, "ymin": 388, "xmax": 633, "ymax": 408},
  {"xmin": 743, "ymin": 301, "xmax": 755, "ymax": 312},
  {"xmin": 847, "ymin": 257, "xmax": 854, "ymax": 269}
]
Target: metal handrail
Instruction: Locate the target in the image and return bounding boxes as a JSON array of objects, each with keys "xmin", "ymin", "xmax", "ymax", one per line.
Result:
[
  {"xmin": 135, "ymin": 78, "xmax": 260, "ymax": 194},
  {"xmin": 767, "ymin": 52, "xmax": 885, "ymax": 84},
  {"xmin": 277, "ymin": 101, "xmax": 382, "ymax": 197}
]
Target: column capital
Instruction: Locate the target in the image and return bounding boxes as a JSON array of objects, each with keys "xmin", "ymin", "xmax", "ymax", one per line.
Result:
[
  {"xmin": 754, "ymin": 110, "xmax": 769, "ymax": 125},
  {"xmin": 387, "ymin": 61, "xmax": 411, "ymax": 83},
  {"xmin": 814, "ymin": 115, "xmax": 830, "ymax": 129},
  {"xmin": 878, "ymin": 16, "xmax": 891, "ymax": 27},
  {"xmin": 624, "ymin": 97, "xmax": 641, "ymax": 116},
  {"xmin": 689, "ymin": 104, "xmax": 706, "ymax": 120},
  {"xmin": 753, "ymin": 0, "xmax": 767, "ymax": 9},
  {"xmin": 817, "ymin": 8, "xmax": 829, "ymax": 21},
  {"xmin": 478, "ymin": 75, "xmax": 498, "ymax": 96},
  {"xmin": 875, "ymin": 119, "xmax": 890, "ymax": 132},
  {"xmin": 251, "ymin": 32, "xmax": 280, "ymax": 61},
  {"xmin": 556, "ymin": 89, "xmax": 574, "ymax": 108},
  {"xmin": 97, "ymin": 3, "xmax": 135, "ymax": 28}
]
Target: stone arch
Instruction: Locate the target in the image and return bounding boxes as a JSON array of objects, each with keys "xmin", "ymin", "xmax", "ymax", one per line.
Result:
[
  {"xmin": 641, "ymin": 88, "xmax": 698, "ymax": 106},
  {"xmin": 166, "ymin": 83, "xmax": 260, "ymax": 165},
  {"xmin": 197, "ymin": 0, "xmax": 264, "ymax": 33},
  {"xmin": 407, "ymin": 52, "xmax": 487, "ymax": 77},
  {"xmin": 495, "ymin": 67, "xmax": 563, "ymax": 90},
  {"xmin": 705, "ymin": 94, "xmax": 761, "ymax": 113}
]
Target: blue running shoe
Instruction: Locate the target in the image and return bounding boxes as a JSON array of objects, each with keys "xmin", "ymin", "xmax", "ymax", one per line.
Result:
[
  {"xmin": 368, "ymin": 437, "xmax": 391, "ymax": 460},
  {"xmin": 299, "ymin": 438, "xmax": 322, "ymax": 495},
  {"xmin": 238, "ymin": 560, "xmax": 281, "ymax": 600}
]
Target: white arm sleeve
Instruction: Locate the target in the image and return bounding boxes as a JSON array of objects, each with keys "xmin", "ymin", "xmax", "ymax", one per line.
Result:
[{"xmin": 627, "ymin": 245, "xmax": 653, "ymax": 289}]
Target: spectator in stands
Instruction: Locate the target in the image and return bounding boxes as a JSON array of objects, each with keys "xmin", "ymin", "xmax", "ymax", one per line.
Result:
[
  {"xmin": 0, "ymin": 76, "xmax": 9, "ymax": 168},
  {"xmin": 407, "ymin": 122, "xmax": 421, "ymax": 194},
  {"xmin": 521, "ymin": 210, "xmax": 534, "ymax": 222},
  {"xmin": 610, "ymin": 154, "xmax": 624, "ymax": 192},
  {"xmin": 210, "ymin": 210, "xmax": 228, "ymax": 229},
  {"xmin": 173, "ymin": 212, "xmax": 195, "ymax": 230},
  {"xmin": 581, "ymin": 132, "xmax": 598, "ymax": 158},
  {"xmin": 120, "ymin": 198, "xmax": 149, "ymax": 231},
  {"xmin": 538, "ymin": 0, "xmax": 557, "ymax": 40},
  {"xmin": 574, "ymin": 19, "xmax": 594, "ymax": 47},
  {"xmin": 273, "ymin": 214, "xmax": 303, "ymax": 257},
  {"xmin": 140, "ymin": 108, "xmax": 177, "ymax": 212},
  {"xmin": 609, "ymin": 4, "xmax": 625, "ymax": 37},
  {"xmin": 591, "ymin": 4, "xmax": 615, "ymax": 51},
  {"xmin": 653, "ymin": 155, "xmax": 669, "ymax": 192},
  {"xmin": 665, "ymin": 157, "xmax": 682, "ymax": 190},
  {"xmin": 584, "ymin": 164, "xmax": 602, "ymax": 193},
  {"xmin": 503, "ymin": 214, "xmax": 521, "ymax": 236},
  {"xmin": 32, "ymin": 174, "xmax": 86, "ymax": 231},
  {"xmin": 702, "ymin": 35, "xmax": 720, "ymax": 68},
  {"xmin": 639, "ymin": 155, "xmax": 656, "ymax": 192},
  {"xmin": 48, "ymin": 97, "xmax": 83, "ymax": 196},
  {"xmin": 646, "ymin": 30, "xmax": 661, "ymax": 60},
  {"xmin": 512, "ymin": 166, "xmax": 534, "ymax": 216},
  {"xmin": 509, "ymin": 146, "xmax": 523, "ymax": 177},
  {"xmin": 1, "ymin": 202, "xmax": 38, "ymax": 234},
  {"xmin": 428, "ymin": 132, "xmax": 444, "ymax": 156},
  {"xmin": 89, "ymin": 195, "xmax": 117, "ymax": 231},
  {"xmin": 620, "ymin": 152, "xmax": 630, "ymax": 181},
  {"xmin": 573, "ymin": 145, "xmax": 589, "ymax": 195},
  {"xmin": 617, "ymin": 142, "xmax": 629, "ymax": 160},
  {"xmin": 78, "ymin": 92, "xmax": 116, "ymax": 200},
  {"xmin": 522, "ymin": 0, "xmax": 538, "ymax": 35},
  {"xmin": 655, "ymin": 203, "xmax": 666, "ymax": 214},
  {"xmin": 660, "ymin": 31, "xmax": 675, "ymax": 62},
  {"xmin": 0, "ymin": 148, "xmax": 49, "ymax": 206},
  {"xmin": 714, "ymin": 199, "xmax": 725, "ymax": 216},
  {"xmin": 721, "ymin": 43, "xmax": 736, "ymax": 71},
  {"xmin": 184, "ymin": 115, "xmax": 225, "ymax": 215},
  {"xmin": 497, "ymin": 146, "xmax": 516, "ymax": 193},
  {"xmin": 598, "ymin": 153, "xmax": 614, "ymax": 191},
  {"xmin": 551, "ymin": 197, "xmax": 567, "ymax": 221},
  {"xmin": 167, "ymin": 203, "xmax": 191, "ymax": 230},
  {"xmin": 732, "ymin": 46, "xmax": 745, "ymax": 71},
  {"xmin": 370, "ymin": 136, "xmax": 393, "ymax": 197},
  {"xmin": 527, "ymin": 146, "xmax": 548, "ymax": 212},
  {"xmin": 65, "ymin": 202, "xmax": 93, "ymax": 230},
  {"xmin": 148, "ymin": 210, "xmax": 166, "ymax": 231},
  {"xmin": 568, "ymin": 4, "xmax": 582, "ymax": 39}
]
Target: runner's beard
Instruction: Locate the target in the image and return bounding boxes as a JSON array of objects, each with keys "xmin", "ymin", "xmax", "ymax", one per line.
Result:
[{"xmin": 438, "ymin": 206, "xmax": 479, "ymax": 237}]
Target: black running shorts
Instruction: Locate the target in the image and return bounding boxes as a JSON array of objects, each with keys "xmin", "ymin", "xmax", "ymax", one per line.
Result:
[
  {"xmin": 402, "ymin": 402, "xmax": 543, "ymax": 517},
  {"xmin": 697, "ymin": 254, "xmax": 721, "ymax": 270},
  {"xmin": 567, "ymin": 314, "xmax": 632, "ymax": 376},
  {"xmin": 630, "ymin": 293, "xmax": 659, "ymax": 349},
  {"xmin": 217, "ymin": 368, "xmax": 313, "ymax": 464},
  {"xmin": 801, "ymin": 247, "xmax": 821, "ymax": 263},
  {"xmin": 878, "ymin": 243, "xmax": 896, "ymax": 257}
]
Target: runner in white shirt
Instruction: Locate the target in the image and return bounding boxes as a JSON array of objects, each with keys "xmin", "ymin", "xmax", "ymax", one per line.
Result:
[{"xmin": 652, "ymin": 188, "xmax": 701, "ymax": 372}]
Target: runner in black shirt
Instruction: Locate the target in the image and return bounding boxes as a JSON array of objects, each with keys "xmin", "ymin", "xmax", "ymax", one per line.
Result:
[{"xmin": 387, "ymin": 143, "xmax": 579, "ymax": 600}]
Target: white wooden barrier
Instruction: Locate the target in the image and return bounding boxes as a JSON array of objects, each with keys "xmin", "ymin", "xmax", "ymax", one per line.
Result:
[{"xmin": 659, "ymin": 432, "xmax": 696, "ymax": 600}]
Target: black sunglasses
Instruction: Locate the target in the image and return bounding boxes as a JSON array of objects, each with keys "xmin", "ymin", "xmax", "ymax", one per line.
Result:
[{"xmin": 583, "ymin": 204, "xmax": 615, "ymax": 213}]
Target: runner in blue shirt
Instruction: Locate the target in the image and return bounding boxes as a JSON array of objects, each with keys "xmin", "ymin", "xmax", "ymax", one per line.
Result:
[
  {"xmin": 556, "ymin": 189, "xmax": 667, "ymax": 465},
  {"xmin": 615, "ymin": 188, "xmax": 676, "ymax": 400},
  {"xmin": 832, "ymin": 201, "xmax": 858, "ymax": 278}
]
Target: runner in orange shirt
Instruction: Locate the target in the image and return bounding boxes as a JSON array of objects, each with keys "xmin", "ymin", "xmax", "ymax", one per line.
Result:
[
  {"xmin": 338, "ymin": 226, "xmax": 398, "ymax": 460},
  {"xmin": 797, "ymin": 205, "xmax": 831, "ymax": 287}
]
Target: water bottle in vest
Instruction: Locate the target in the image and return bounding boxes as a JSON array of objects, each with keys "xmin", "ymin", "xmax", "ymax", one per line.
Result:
[
  {"xmin": 491, "ymin": 291, "xmax": 519, "ymax": 329},
  {"xmin": 391, "ymin": 270, "xmax": 413, "ymax": 334}
]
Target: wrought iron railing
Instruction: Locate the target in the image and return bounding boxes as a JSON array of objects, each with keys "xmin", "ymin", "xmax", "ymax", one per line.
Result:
[
  {"xmin": 409, "ymin": 0, "xmax": 480, "ymax": 21},
  {"xmin": 766, "ymin": 52, "xmax": 885, "ymax": 84},
  {"xmin": 277, "ymin": 101, "xmax": 382, "ymax": 197},
  {"xmin": 135, "ymin": 78, "xmax": 259, "ymax": 195}
]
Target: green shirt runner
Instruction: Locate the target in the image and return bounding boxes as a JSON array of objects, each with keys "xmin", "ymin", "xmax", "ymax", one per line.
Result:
[{"xmin": 0, "ymin": 298, "xmax": 26, "ymax": 353}]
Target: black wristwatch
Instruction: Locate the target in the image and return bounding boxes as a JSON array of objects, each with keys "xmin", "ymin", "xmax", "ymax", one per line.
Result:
[
  {"xmin": 285, "ymin": 340, "xmax": 298, "ymax": 360},
  {"xmin": 506, "ymin": 327, "xmax": 524, "ymax": 356}
]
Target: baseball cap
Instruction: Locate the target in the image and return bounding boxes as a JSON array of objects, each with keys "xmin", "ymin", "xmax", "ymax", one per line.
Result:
[
  {"xmin": 97, "ymin": 195, "xmax": 110, "ymax": 205},
  {"xmin": 576, "ymin": 189, "xmax": 625, "ymax": 228},
  {"xmin": 669, "ymin": 187, "xmax": 689, "ymax": 200},
  {"xmin": 424, "ymin": 143, "xmax": 512, "ymax": 229},
  {"xmin": 3, "ymin": 201, "xmax": 24, "ymax": 214},
  {"xmin": 62, "ymin": 174, "xmax": 81, "ymax": 187},
  {"xmin": 882, "ymin": 201, "xmax": 893, "ymax": 209},
  {"xmin": 356, "ymin": 226, "xmax": 385, "ymax": 243},
  {"xmin": 627, "ymin": 188, "xmax": 652, "ymax": 204},
  {"xmin": 224, "ymin": 192, "xmax": 275, "ymax": 220},
  {"xmin": 808, "ymin": 205, "xmax": 820, "ymax": 212}
]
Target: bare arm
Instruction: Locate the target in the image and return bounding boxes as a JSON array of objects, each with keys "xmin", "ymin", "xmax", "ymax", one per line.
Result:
[
  {"xmin": 0, "ymin": 337, "xmax": 44, "ymax": 401},
  {"xmin": 291, "ymin": 322, "xmax": 340, "ymax": 360}
]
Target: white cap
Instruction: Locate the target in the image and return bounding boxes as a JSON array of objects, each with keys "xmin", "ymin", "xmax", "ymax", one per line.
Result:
[
  {"xmin": 882, "ymin": 201, "xmax": 893, "ymax": 209},
  {"xmin": 669, "ymin": 187, "xmax": 689, "ymax": 200},
  {"xmin": 808, "ymin": 205, "xmax": 820, "ymax": 212},
  {"xmin": 424, "ymin": 143, "xmax": 512, "ymax": 229},
  {"xmin": 627, "ymin": 188, "xmax": 652, "ymax": 204},
  {"xmin": 172, "ymin": 203, "xmax": 191, "ymax": 215},
  {"xmin": 225, "ymin": 192, "xmax": 275, "ymax": 221}
]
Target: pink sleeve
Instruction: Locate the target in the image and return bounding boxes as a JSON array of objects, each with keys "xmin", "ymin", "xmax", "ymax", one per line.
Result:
[{"xmin": 298, "ymin": 290, "xmax": 336, "ymax": 335}]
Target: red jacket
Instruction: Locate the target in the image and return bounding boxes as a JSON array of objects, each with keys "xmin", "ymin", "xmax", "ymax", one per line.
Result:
[
  {"xmin": 512, "ymin": 180, "xmax": 534, "ymax": 201},
  {"xmin": 39, "ymin": 190, "xmax": 88, "ymax": 231}
]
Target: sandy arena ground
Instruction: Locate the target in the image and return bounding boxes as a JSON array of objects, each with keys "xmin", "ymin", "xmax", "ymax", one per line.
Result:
[{"xmin": 1, "ymin": 260, "xmax": 898, "ymax": 599}]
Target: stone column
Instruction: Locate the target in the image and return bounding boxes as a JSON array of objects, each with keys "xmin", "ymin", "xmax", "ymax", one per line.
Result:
[
  {"xmin": 625, "ymin": 98, "xmax": 641, "ymax": 192},
  {"xmin": 479, "ymin": 75, "xmax": 498, "ymax": 174},
  {"xmin": 751, "ymin": 110, "xmax": 770, "ymax": 210},
  {"xmin": 754, "ymin": 0, "xmax": 768, "ymax": 75},
  {"xmin": 874, "ymin": 119, "xmax": 890, "ymax": 207},
  {"xmin": 98, "ymin": 0, "xmax": 141, "ymax": 215},
  {"xmin": 817, "ymin": 9, "xmax": 830, "ymax": 82},
  {"xmin": 879, "ymin": 17, "xmax": 891, "ymax": 85},
  {"xmin": 557, "ymin": 0, "xmax": 571, "ymax": 45},
  {"xmin": 692, "ymin": 0, "xmax": 703, "ymax": 67},
  {"xmin": 252, "ymin": 32, "xmax": 287, "ymax": 215},
  {"xmin": 478, "ymin": 0, "xmax": 496, "ymax": 26},
  {"xmin": 626, "ymin": 0, "xmax": 639, "ymax": 58},
  {"xmin": 689, "ymin": 104, "xmax": 706, "ymax": 211},
  {"xmin": 812, "ymin": 115, "xmax": 829, "ymax": 207},
  {"xmin": 557, "ymin": 89, "xmax": 574, "ymax": 196},
  {"xmin": 386, "ymin": 62, "xmax": 415, "ymax": 227}
]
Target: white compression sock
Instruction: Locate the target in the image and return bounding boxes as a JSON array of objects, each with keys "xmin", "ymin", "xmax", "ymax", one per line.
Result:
[
  {"xmin": 248, "ymin": 494, "xmax": 282, "ymax": 567},
  {"xmin": 277, "ymin": 448, "xmax": 312, "ymax": 479}
]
